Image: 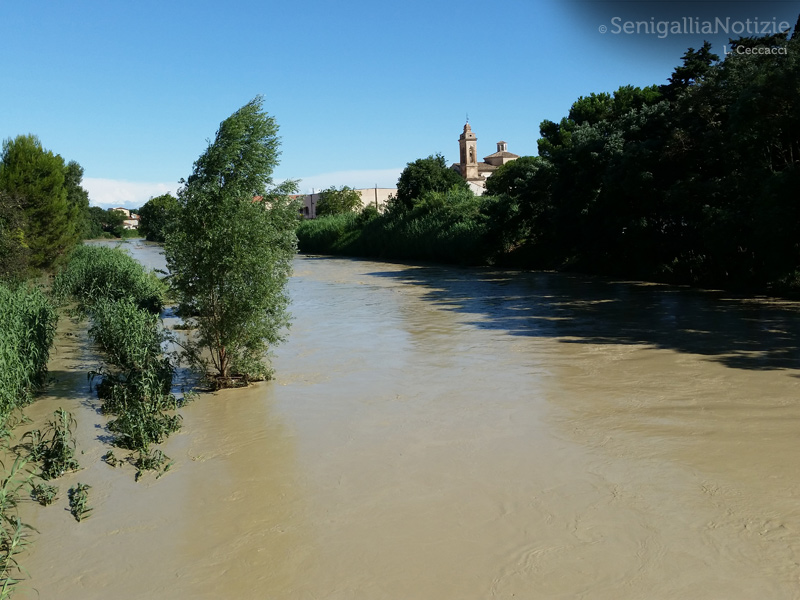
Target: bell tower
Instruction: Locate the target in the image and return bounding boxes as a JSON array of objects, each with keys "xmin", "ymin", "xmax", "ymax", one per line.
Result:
[{"xmin": 459, "ymin": 122, "xmax": 478, "ymax": 181}]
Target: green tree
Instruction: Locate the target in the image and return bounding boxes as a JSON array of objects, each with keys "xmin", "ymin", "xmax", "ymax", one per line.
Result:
[
  {"xmin": 64, "ymin": 161, "xmax": 90, "ymax": 241},
  {"xmin": 138, "ymin": 193, "xmax": 179, "ymax": 242},
  {"xmin": 0, "ymin": 191, "xmax": 29, "ymax": 280},
  {"xmin": 164, "ymin": 97, "xmax": 300, "ymax": 387},
  {"xmin": 316, "ymin": 185, "xmax": 362, "ymax": 217},
  {"xmin": 0, "ymin": 135, "xmax": 81, "ymax": 269},
  {"xmin": 393, "ymin": 153, "xmax": 467, "ymax": 212}
]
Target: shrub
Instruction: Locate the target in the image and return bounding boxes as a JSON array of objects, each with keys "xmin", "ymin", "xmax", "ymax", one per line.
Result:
[
  {"xmin": 53, "ymin": 244, "xmax": 165, "ymax": 314},
  {"xmin": 0, "ymin": 283, "xmax": 57, "ymax": 429}
]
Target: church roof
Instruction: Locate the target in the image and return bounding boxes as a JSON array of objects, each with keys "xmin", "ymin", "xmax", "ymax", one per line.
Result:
[{"xmin": 483, "ymin": 150, "xmax": 520, "ymax": 160}]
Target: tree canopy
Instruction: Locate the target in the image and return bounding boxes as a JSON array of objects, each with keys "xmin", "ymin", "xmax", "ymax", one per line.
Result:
[
  {"xmin": 0, "ymin": 135, "xmax": 88, "ymax": 272},
  {"xmin": 316, "ymin": 186, "xmax": 362, "ymax": 217},
  {"xmin": 394, "ymin": 153, "xmax": 467, "ymax": 212},
  {"xmin": 138, "ymin": 193, "xmax": 179, "ymax": 242}
]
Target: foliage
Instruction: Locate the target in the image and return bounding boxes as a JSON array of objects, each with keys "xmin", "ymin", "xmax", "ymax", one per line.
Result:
[
  {"xmin": 165, "ymin": 96, "xmax": 300, "ymax": 386},
  {"xmin": 0, "ymin": 135, "xmax": 86, "ymax": 270},
  {"xmin": 0, "ymin": 192, "xmax": 30, "ymax": 281},
  {"xmin": 298, "ymin": 185, "xmax": 487, "ymax": 264},
  {"xmin": 393, "ymin": 153, "xmax": 468, "ymax": 212},
  {"xmin": 315, "ymin": 186, "xmax": 363, "ymax": 217},
  {"xmin": 55, "ymin": 243, "xmax": 181, "ymax": 477},
  {"xmin": 0, "ymin": 283, "xmax": 58, "ymax": 429},
  {"xmin": 0, "ymin": 455, "xmax": 35, "ymax": 598},
  {"xmin": 134, "ymin": 448, "xmax": 172, "ymax": 481},
  {"xmin": 30, "ymin": 483, "xmax": 58, "ymax": 506},
  {"xmin": 19, "ymin": 409, "xmax": 79, "ymax": 480},
  {"xmin": 67, "ymin": 483, "xmax": 91, "ymax": 522},
  {"xmin": 53, "ymin": 244, "xmax": 166, "ymax": 314},
  {"xmin": 137, "ymin": 194, "xmax": 179, "ymax": 242},
  {"xmin": 83, "ymin": 207, "xmax": 127, "ymax": 239}
]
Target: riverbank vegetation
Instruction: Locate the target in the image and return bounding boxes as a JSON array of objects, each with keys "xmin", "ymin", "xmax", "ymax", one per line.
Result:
[
  {"xmin": 0, "ymin": 96, "xmax": 300, "ymax": 593},
  {"xmin": 299, "ymin": 25, "xmax": 800, "ymax": 294},
  {"xmin": 54, "ymin": 244, "xmax": 180, "ymax": 478}
]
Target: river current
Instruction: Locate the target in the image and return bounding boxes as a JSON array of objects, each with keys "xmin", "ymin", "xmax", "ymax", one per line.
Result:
[{"xmin": 18, "ymin": 240, "xmax": 800, "ymax": 599}]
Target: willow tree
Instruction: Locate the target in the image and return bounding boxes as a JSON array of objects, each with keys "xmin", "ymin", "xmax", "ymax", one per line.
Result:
[{"xmin": 164, "ymin": 97, "xmax": 299, "ymax": 387}]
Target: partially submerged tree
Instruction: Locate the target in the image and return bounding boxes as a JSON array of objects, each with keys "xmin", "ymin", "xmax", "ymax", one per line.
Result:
[{"xmin": 164, "ymin": 97, "xmax": 299, "ymax": 387}]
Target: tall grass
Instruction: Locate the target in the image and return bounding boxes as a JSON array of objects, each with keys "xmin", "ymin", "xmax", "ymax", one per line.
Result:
[
  {"xmin": 52, "ymin": 245, "xmax": 166, "ymax": 314},
  {"xmin": 55, "ymin": 243, "xmax": 181, "ymax": 479},
  {"xmin": 297, "ymin": 193, "xmax": 490, "ymax": 265},
  {"xmin": 0, "ymin": 456, "xmax": 35, "ymax": 599},
  {"xmin": 0, "ymin": 284, "xmax": 58, "ymax": 432}
]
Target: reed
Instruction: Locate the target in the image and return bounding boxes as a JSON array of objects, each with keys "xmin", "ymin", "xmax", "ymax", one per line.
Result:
[
  {"xmin": 52, "ymin": 244, "xmax": 166, "ymax": 315},
  {"xmin": 0, "ymin": 284, "xmax": 58, "ymax": 433},
  {"xmin": 18, "ymin": 409, "xmax": 79, "ymax": 481},
  {"xmin": 0, "ymin": 456, "xmax": 35, "ymax": 599}
]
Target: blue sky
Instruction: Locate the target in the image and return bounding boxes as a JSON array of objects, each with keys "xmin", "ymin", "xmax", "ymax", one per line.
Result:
[{"xmin": 2, "ymin": 1, "xmax": 797, "ymax": 207}]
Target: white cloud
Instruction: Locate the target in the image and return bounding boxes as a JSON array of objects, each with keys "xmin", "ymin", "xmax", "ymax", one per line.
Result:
[
  {"xmin": 83, "ymin": 178, "xmax": 180, "ymax": 209},
  {"xmin": 294, "ymin": 168, "xmax": 403, "ymax": 194}
]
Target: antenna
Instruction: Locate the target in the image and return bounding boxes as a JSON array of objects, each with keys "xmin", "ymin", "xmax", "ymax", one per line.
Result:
[{"xmin": 466, "ymin": 113, "xmax": 469, "ymax": 124}]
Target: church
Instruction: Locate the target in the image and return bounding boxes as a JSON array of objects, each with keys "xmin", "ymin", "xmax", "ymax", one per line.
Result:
[{"xmin": 451, "ymin": 122, "xmax": 519, "ymax": 194}]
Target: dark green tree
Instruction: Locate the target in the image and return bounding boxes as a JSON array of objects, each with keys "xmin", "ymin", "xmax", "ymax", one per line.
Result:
[
  {"xmin": 316, "ymin": 186, "xmax": 362, "ymax": 217},
  {"xmin": 138, "ymin": 193, "xmax": 179, "ymax": 242},
  {"xmin": 0, "ymin": 190, "xmax": 29, "ymax": 280},
  {"xmin": 0, "ymin": 135, "xmax": 80, "ymax": 269},
  {"xmin": 393, "ymin": 153, "xmax": 467, "ymax": 212},
  {"xmin": 164, "ymin": 97, "xmax": 300, "ymax": 386},
  {"xmin": 64, "ymin": 161, "xmax": 90, "ymax": 241}
]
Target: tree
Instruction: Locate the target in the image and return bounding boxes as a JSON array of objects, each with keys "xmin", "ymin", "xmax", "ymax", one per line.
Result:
[
  {"xmin": 164, "ymin": 97, "xmax": 299, "ymax": 387},
  {"xmin": 138, "ymin": 193, "xmax": 179, "ymax": 242},
  {"xmin": 0, "ymin": 135, "xmax": 81, "ymax": 269},
  {"xmin": 64, "ymin": 161, "xmax": 90, "ymax": 240},
  {"xmin": 0, "ymin": 190, "xmax": 29, "ymax": 280},
  {"xmin": 393, "ymin": 153, "xmax": 467, "ymax": 212},
  {"xmin": 315, "ymin": 185, "xmax": 362, "ymax": 217}
]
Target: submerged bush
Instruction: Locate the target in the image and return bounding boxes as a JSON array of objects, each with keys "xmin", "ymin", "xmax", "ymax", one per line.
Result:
[{"xmin": 53, "ymin": 244, "xmax": 165, "ymax": 314}]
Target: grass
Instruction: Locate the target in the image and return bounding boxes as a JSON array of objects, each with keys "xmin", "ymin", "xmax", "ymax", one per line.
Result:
[
  {"xmin": 0, "ymin": 284, "xmax": 58, "ymax": 432},
  {"xmin": 296, "ymin": 193, "xmax": 489, "ymax": 265},
  {"xmin": 53, "ymin": 244, "xmax": 183, "ymax": 480},
  {"xmin": 52, "ymin": 244, "xmax": 166, "ymax": 315},
  {"xmin": 0, "ymin": 456, "xmax": 35, "ymax": 599},
  {"xmin": 18, "ymin": 409, "xmax": 79, "ymax": 481}
]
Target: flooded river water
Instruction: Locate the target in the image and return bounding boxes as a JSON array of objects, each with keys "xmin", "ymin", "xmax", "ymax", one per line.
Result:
[{"xmin": 17, "ymin": 241, "xmax": 800, "ymax": 598}]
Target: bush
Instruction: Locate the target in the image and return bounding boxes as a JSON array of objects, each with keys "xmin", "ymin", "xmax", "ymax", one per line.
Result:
[
  {"xmin": 53, "ymin": 244, "xmax": 166, "ymax": 314},
  {"xmin": 0, "ymin": 283, "xmax": 58, "ymax": 427}
]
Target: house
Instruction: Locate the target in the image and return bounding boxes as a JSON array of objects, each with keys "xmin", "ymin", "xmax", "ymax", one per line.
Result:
[
  {"xmin": 112, "ymin": 207, "xmax": 140, "ymax": 230},
  {"xmin": 451, "ymin": 122, "xmax": 519, "ymax": 194}
]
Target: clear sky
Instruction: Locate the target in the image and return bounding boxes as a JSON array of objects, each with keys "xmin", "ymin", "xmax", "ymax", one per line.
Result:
[{"xmin": 2, "ymin": 1, "xmax": 797, "ymax": 207}]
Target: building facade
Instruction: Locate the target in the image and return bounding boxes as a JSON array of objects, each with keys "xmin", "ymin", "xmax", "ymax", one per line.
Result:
[{"xmin": 297, "ymin": 187, "xmax": 396, "ymax": 219}]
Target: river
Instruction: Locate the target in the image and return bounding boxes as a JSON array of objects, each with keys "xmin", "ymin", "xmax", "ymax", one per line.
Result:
[{"xmin": 17, "ymin": 239, "xmax": 800, "ymax": 598}]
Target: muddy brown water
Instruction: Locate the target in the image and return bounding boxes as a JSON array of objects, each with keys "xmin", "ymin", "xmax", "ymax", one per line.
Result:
[{"xmin": 16, "ymin": 240, "xmax": 800, "ymax": 598}]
